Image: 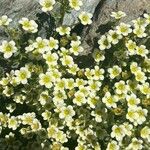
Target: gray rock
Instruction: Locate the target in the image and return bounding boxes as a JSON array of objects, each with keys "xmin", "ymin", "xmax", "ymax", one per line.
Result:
[
  {"xmin": 81, "ymin": 0, "xmax": 150, "ymax": 54},
  {"xmin": 0, "ymin": 0, "xmax": 40, "ymax": 22},
  {"xmin": 0, "ymin": 0, "xmax": 100, "ymax": 40},
  {"xmin": 0, "ymin": 0, "xmax": 40, "ymax": 41},
  {"xmin": 63, "ymin": 0, "xmax": 100, "ymax": 25}
]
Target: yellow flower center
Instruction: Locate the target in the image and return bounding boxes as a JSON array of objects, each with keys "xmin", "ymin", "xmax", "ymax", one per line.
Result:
[
  {"xmin": 49, "ymin": 41, "xmax": 55, "ymax": 48},
  {"xmin": 120, "ymin": 26, "xmax": 127, "ymax": 33},
  {"xmin": 118, "ymin": 84, "xmax": 125, "ymax": 90},
  {"xmin": 20, "ymin": 71, "xmax": 27, "ymax": 79},
  {"xmin": 5, "ymin": 44, "xmax": 12, "ymax": 52},
  {"xmin": 71, "ymin": 0, "xmax": 78, "ymax": 7},
  {"xmin": 82, "ymin": 16, "xmax": 88, "ymax": 22},
  {"xmin": 64, "ymin": 109, "xmax": 70, "ymax": 116},
  {"xmin": 43, "ymin": 76, "xmax": 51, "ymax": 83},
  {"xmin": 115, "ymin": 127, "xmax": 121, "ymax": 134},
  {"xmin": 23, "ymin": 21, "xmax": 31, "ymax": 28},
  {"xmin": 107, "ymin": 97, "xmax": 114, "ymax": 104},
  {"xmin": 44, "ymin": 2, "xmax": 52, "ymax": 8},
  {"xmin": 128, "ymin": 98, "xmax": 136, "ymax": 105}
]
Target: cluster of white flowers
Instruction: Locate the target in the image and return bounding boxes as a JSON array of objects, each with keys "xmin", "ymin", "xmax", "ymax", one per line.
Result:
[
  {"xmin": 0, "ymin": 15, "xmax": 12, "ymax": 26},
  {"xmin": 19, "ymin": 18, "xmax": 38, "ymax": 33},
  {"xmin": 0, "ymin": 1, "xmax": 149, "ymax": 149}
]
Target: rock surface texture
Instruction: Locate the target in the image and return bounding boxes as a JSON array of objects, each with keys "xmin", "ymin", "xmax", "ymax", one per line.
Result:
[
  {"xmin": 0, "ymin": 0, "xmax": 150, "ymax": 54},
  {"xmin": 82, "ymin": 0, "xmax": 150, "ymax": 54}
]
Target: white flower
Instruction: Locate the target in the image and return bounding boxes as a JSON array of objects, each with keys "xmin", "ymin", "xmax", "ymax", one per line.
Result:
[
  {"xmin": 61, "ymin": 55, "xmax": 74, "ymax": 67},
  {"xmin": 136, "ymin": 106, "xmax": 148, "ymax": 125},
  {"xmin": 3, "ymin": 86, "xmax": 14, "ymax": 97},
  {"xmin": 88, "ymin": 80, "xmax": 101, "ymax": 92},
  {"xmin": 78, "ymin": 86, "xmax": 90, "ymax": 97},
  {"xmin": 107, "ymin": 30, "xmax": 122, "ymax": 44},
  {"xmin": 0, "ymin": 40, "xmax": 17, "ymax": 58},
  {"xmin": 55, "ymin": 78, "xmax": 66, "ymax": 91},
  {"xmin": 21, "ymin": 113, "xmax": 35, "ymax": 125},
  {"xmin": 91, "ymin": 110, "xmax": 102, "ymax": 123},
  {"xmin": 79, "ymin": 11, "xmax": 93, "ymax": 25},
  {"xmin": 116, "ymin": 23, "xmax": 132, "ymax": 36},
  {"xmin": 31, "ymin": 119, "xmax": 41, "ymax": 131},
  {"xmin": 73, "ymin": 91, "xmax": 86, "ymax": 106},
  {"xmin": 110, "ymin": 11, "xmax": 126, "ymax": 19},
  {"xmin": 132, "ymin": 17, "xmax": 148, "ymax": 28},
  {"xmin": 55, "ymin": 130, "xmax": 68, "ymax": 143},
  {"xmin": 59, "ymin": 105, "xmax": 75, "ymax": 121},
  {"xmin": 108, "ymin": 65, "xmax": 122, "ymax": 79},
  {"xmin": 102, "ymin": 92, "xmax": 118, "ymax": 108},
  {"xmin": 59, "ymin": 47, "xmax": 69, "ymax": 56},
  {"xmin": 123, "ymin": 122, "xmax": 133, "ymax": 136},
  {"xmin": 144, "ymin": 13, "xmax": 150, "ymax": 24},
  {"xmin": 134, "ymin": 70, "xmax": 147, "ymax": 83},
  {"xmin": 15, "ymin": 67, "xmax": 31, "ymax": 84},
  {"xmin": 87, "ymin": 95, "xmax": 99, "ymax": 108},
  {"xmin": 42, "ymin": 110, "xmax": 51, "ymax": 120},
  {"xmin": 14, "ymin": 94, "xmax": 26, "ymax": 104},
  {"xmin": 39, "ymin": 90, "xmax": 49, "ymax": 105},
  {"xmin": 106, "ymin": 140, "xmax": 119, "ymax": 150},
  {"xmin": 0, "ymin": 15, "xmax": 12, "ymax": 26},
  {"xmin": 33, "ymin": 37, "xmax": 48, "ymax": 54},
  {"xmin": 126, "ymin": 138, "xmax": 143, "ymax": 150},
  {"xmin": 19, "ymin": 18, "xmax": 38, "ymax": 33},
  {"xmin": 133, "ymin": 26, "xmax": 147, "ymax": 38},
  {"xmin": 56, "ymin": 26, "xmax": 71, "ymax": 36},
  {"xmin": 5, "ymin": 132, "xmax": 15, "ymax": 139},
  {"xmin": 111, "ymin": 125, "xmax": 126, "ymax": 141},
  {"xmin": 0, "ymin": 113, "xmax": 8, "ymax": 127},
  {"xmin": 0, "ymin": 77, "xmax": 9, "ymax": 86},
  {"xmin": 48, "ymin": 37, "xmax": 59, "ymax": 50},
  {"xmin": 92, "ymin": 49, "xmax": 105, "ymax": 62},
  {"xmin": 75, "ymin": 78, "xmax": 87, "ymax": 87},
  {"xmin": 139, "ymin": 82, "xmax": 150, "ymax": 95},
  {"xmin": 126, "ymin": 108, "xmax": 138, "ymax": 125},
  {"xmin": 51, "ymin": 69, "xmax": 62, "ymax": 81},
  {"xmin": 98, "ymin": 35, "xmax": 111, "ymax": 50},
  {"xmin": 140, "ymin": 126, "xmax": 150, "ymax": 142},
  {"xmin": 65, "ymin": 78, "xmax": 75, "ymax": 90},
  {"xmin": 43, "ymin": 52, "xmax": 58, "ymax": 66},
  {"xmin": 39, "ymin": 0, "xmax": 56, "ymax": 12},
  {"xmin": 85, "ymin": 68, "xmax": 93, "ymax": 79},
  {"xmin": 67, "ymin": 64, "xmax": 79, "ymax": 75},
  {"xmin": 130, "ymin": 62, "xmax": 141, "ymax": 74},
  {"xmin": 47, "ymin": 125, "xmax": 58, "ymax": 138},
  {"xmin": 126, "ymin": 93, "xmax": 140, "ymax": 108},
  {"xmin": 70, "ymin": 40, "xmax": 84, "ymax": 56},
  {"xmin": 53, "ymin": 89, "xmax": 66, "ymax": 105},
  {"xmin": 126, "ymin": 106, "xmax": 147, "ymax": 126},
  {"xmin": 61, "ymin": 147, "xmax": 69, "ymax": 150},
  {"xmin": 8, "ymin": 116, "xmax": 19, "ymax": 130},
  {"xmin": 69, "ymin": 0, "xmax": 83, "ymax": 11},
  {"xmin": 125, "ymin": 40, "xmax": 137, "ymax": 55},
  {"xmin": 115, "ymin": 80, "xmax": 128, "ymax": 94},
  {"xmin": 75, "ymin": 144, "xmax": 87, "ymax": 150},
  {"xmin": 91, "ymin": 66, "xmax": 104, "ymax": 80},
  {"xmin": 136, "ymin": 45, "xmax": 148, "ymax": 57},
  {"xmin": 25, "ymin": 44, "xmax": 35, "ymax": 53},
  {"xmin": 39, "ymin": 72, "xmax": 53, "ymax": 88}
]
